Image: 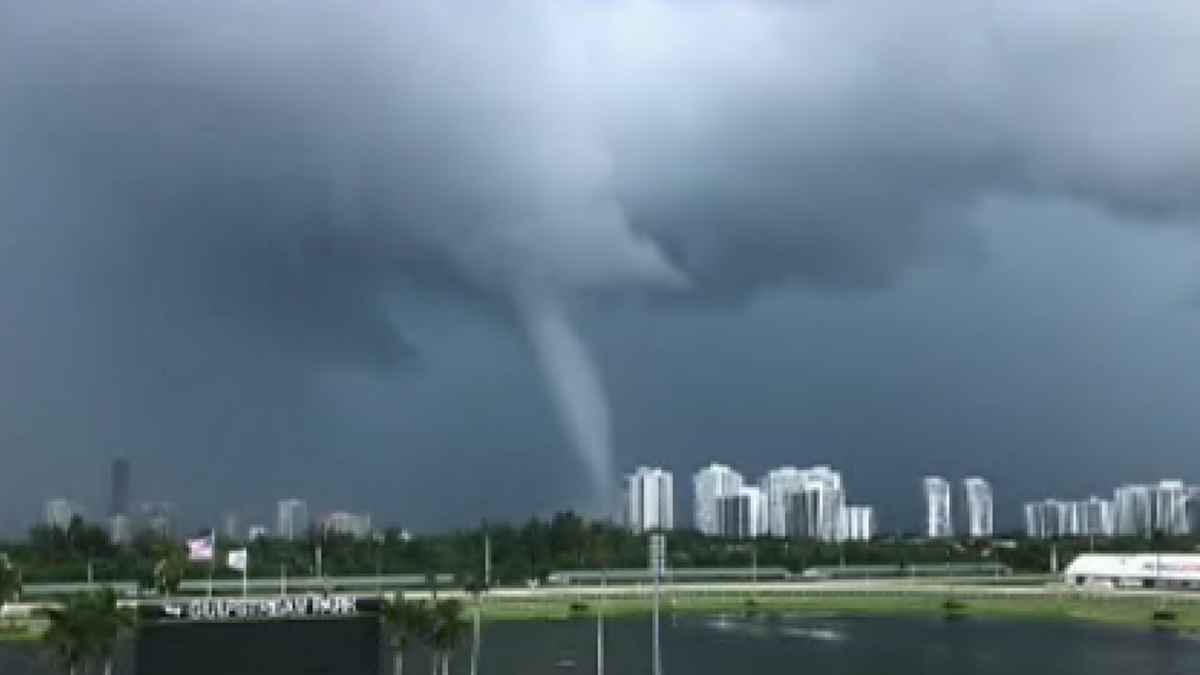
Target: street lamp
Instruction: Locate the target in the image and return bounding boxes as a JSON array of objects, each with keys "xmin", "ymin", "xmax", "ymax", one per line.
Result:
[{"xmin": 649, "ymin": 533, "xmax": 666, "ymax": 675}]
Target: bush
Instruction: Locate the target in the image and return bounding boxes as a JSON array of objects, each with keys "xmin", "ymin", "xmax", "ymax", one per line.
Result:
[
  {"xmin": 569, "ymin": 602, "xmax": 590, "ymax": 613},
  {"xmin": 942, "ymin": 599, "xmax": 967, "ymax": 613},
  {"xmin": 1151, "ymin": 609, "xmax": 1177, "ymax": 622}
]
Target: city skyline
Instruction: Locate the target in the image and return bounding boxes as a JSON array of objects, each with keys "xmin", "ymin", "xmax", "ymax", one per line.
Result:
[
  {"xmin": 24, "ymin": 456, "xmax": 1200, "ymax": 538},
  {"xmin": 6, "ymin": 2, "xmax": 1200, "ymax": 535}
]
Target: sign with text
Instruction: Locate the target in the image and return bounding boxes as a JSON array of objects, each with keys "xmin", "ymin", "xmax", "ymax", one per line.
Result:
[{"xmin": 144, "ymin": 595, "xmax": 381, "ymax": 623}]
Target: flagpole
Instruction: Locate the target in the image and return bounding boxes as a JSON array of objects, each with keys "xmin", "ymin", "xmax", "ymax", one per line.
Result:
[{"xmin": 243, "ymin": 563, "xmax": 248, "ymax": 598}]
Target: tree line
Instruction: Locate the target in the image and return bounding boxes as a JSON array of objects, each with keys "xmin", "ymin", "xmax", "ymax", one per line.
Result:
[{"xmin": 3, "ymin": 511, "xmax": 1197, "ymax": 588}]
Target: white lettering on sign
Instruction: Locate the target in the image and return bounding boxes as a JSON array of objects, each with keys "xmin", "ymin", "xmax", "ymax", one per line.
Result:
[{"xmin": 167, "ymin": 595, "xmax": 361, "ymax": 621}]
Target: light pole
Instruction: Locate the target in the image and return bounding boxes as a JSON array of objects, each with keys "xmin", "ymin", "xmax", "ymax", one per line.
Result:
[{"xmin": 650, "ymin": 533, "xmax": 666, "ymax": 675}]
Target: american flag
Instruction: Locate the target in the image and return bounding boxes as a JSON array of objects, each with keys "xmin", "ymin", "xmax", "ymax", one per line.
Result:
[{"xmin": 187, "ymin": 531, "xmax": 215, "ymax": 562}]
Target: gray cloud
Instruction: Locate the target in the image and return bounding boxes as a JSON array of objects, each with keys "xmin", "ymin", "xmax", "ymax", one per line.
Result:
[{"xmin": 5, "ymin": 0, "xmax": 1200, "ymax": 526}]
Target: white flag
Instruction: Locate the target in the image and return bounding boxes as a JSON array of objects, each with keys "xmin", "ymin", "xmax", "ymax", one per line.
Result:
[{"xmin": 227, "ymin": 548, "xmax": 248, "ymax": 572}]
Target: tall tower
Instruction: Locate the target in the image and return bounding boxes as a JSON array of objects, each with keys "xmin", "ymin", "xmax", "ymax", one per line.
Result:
[
  {"xmin": 109, "ymin": 458, "xmax": 132, "ymax": 544},
  {"xmin": 277, "ymin": 499, "xmax": 310, "ymax": 540},
  {"xmin": 924, "ymin": 476, "xmax": 952, "ymax": 539},
  {"xmin": 625, "ymin": 467, "xmax": 673, "ymax": 533},
  {"xmin": 693, "ymin": 464, "xmax": 743, "ymax": 535},
  {"xmin": 961, "ymin": 477, "xmax": 993, "ymax": 539}
]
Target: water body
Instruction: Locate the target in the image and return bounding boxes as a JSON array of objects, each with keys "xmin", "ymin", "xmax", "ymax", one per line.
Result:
[{"xmin": 3, "ymin": 615, "xmax": 1199, "ymax": 674}]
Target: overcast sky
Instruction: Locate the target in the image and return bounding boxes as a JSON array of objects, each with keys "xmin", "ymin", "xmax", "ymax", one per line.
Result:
[{"xmin": 4, "ymin": 1, "xmax": 1200, "ymax": 534}]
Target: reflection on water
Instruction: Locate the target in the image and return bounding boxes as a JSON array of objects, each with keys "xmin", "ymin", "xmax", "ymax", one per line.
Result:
[{"xmin": 703, "ymin": 613, "xmax": 848, "ymax": 642}]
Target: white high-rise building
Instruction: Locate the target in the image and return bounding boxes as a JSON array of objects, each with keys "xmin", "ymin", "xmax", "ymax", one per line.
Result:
[
  {"xmin": 780, "ymin": 466, "xmax": 845, "ymax": 542},
  {"xmin": 924, "ymin": 477, "xmax": 952, "ymax": 539},
  {"xmin": 843, "ymin": 506, "xmax": 875, "ymax": 542},
  {"xmin": 1024, "ymin": 502, "xmax": 1046, "ymax": 539},
  {"xmin": 45, "ymin": 499, "xmax": 79, "ymax": 531},
  {"xmin": 1188, "ymin": 488, "xmax": 1200, "ymax": 536},
  {"xmin": 1154, "ymin": 480, "xmax": 1190, "ymax": 536},
  {"xmin": 1082, "ymin": 496, "xmax": 1115, "ymax": 537},
  {"xmin": 277, "ymin": 499, "xmax": 310, "ymax": 540},
  {"xmin": 694, "ymin": 464, "xmax": 744, "ymax": 536},
  {"xmin": 321, "ymin": 511, "xmax": 373, "ymax": 539},
  {"xmin": 961, "ymin": 477, "xmax": 994, "ymax": 539},
  {"xmin": 761, "ymin": 467, "xmax": 807, "ymax": 537},
  {"xmin": 716, "ymin": 486, "xmax": 767, "ymax": 539},
  {"xmin": 1114, "ymin": 485, "xmax": 1153, "ymax": 537},
  {"xmin": 626, "ymin": 467, "xmax": 674, "ymax": 533}
]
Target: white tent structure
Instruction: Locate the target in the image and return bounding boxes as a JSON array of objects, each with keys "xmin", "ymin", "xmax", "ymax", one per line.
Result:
[{"xmin": 1064, "ymin": 553, "xmax": 1200, "ymax": 590}]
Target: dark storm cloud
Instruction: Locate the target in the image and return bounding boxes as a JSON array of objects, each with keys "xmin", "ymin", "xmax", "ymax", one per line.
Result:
[{"xmin": 5, "ymin": 0, "xmax": 1200, "ymax": 526}]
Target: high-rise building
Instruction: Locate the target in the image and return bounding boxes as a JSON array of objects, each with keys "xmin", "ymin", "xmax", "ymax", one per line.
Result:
[
  {"xmin": 320, "ymin": 511, "xmax": 373, "ymax": 539},
  {"xmin": 716, "ymin": 486, "xmax": 766, "ymax": 539},
  {"xmin": 843, "ymin": 505, "xmax": 875, "ymax": 542},
  {"xmin": 693, "ymin": 464, "xmax": 744, "ymax": 536},
  {"xmin": 1024, "ymin": 502, "xmax": 1046, "ymax": 539},
  {"xmin": 109, "ymin": 515, "xmax": 132, "ymax": 546},
  {"xmin": 45, "ymin": 499, "xmax": 80, "ymax": 531},
  {"xmin": 277, "ymin": 499, "xmax": 310, "ymax": 540},
  {"xmin": 961, "ymin": 477, "xmax": 993, "ymax": 539},
  {"xmin": 1153, "ymin": 480, "xmax": 1190, "ymax": 536},
  {"xmin": 761, "ymin": 467, "xmax": 807, "ymax": 537},
  {"xmin": 774, "ymin": 466, "xmax": 844, "ymax": 542},
  {"xmin": 222, "ymin": 512, "xmax": 241, "ymax": 542},
  {"xmin": 1081, "ymin": 496, "xmax": 1115, "ymax": 537},
  {"xmin": 1114, "ymin": 484, "xmax": 1153, "ymax": 537},
  {"xmin": 1187, "ymin": 489, "xmax": 1200, "ymax": 536},
  {"xmin": 924, "ymin": 477, "xmax": 952, "ymax": 539},
  {"xmin": 625, "ymin": 467, "xmax": 674, "ymax": 533},
  {"xmin": 140, "ymin": 502, "xmax": 173, "ymax": 537}
]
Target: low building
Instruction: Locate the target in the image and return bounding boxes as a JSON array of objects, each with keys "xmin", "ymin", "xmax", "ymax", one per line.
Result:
[{"xmin": 1063, "ymin": 553, "xmax": 1200, "ymax": 590}]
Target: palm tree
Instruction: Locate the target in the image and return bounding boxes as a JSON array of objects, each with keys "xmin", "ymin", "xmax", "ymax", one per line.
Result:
[
  {"xmin": 381, "ymin": 595, "xmax": 426, "ymax": 675},
  {"xmin": 425, "ymin": 599, "xmax": 468, "ymax": 675},
  {"xmin": 38, "ymin": 599, "xmax": 91, "ymax": 675},
  {"xmin": 151, "ymin": 552, "xmax": 184, "ymax": 598},
  {"xmin": 87, "ymin": 587, "xmax": 136, "ymax": 675},
  {"xmin": 37, "ymin": 588, "xmax": 135, "ymax": 675},
  {"xmin": 0, "ymin": 556, "xmax": 21, "ymax": 631}
]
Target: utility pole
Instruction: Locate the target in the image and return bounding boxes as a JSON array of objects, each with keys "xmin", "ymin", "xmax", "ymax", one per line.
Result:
[{"xmin": 650, "ymin": 533, "xmax": 665, "ymax": 675}]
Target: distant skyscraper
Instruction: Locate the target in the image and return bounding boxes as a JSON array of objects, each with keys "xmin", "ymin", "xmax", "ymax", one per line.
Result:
[
  {"xmin": 761, "ymin": 467, "xmax": 806, "ymax": 537},
  {"xmin": 140, "ymin": 502, "xmax": 173, "ymax": 537},
  {"xmin": 110, "ymin": 458, "xmax": 131, "ymax": 518},
  {"xmin": 625, "ymin": 467, "xmax": 674, "ymax": 533},
  {"xmin": 782, "ymin": 468, "xmax": 849, "ymax": 540},
  {"xmin": 1023, "ymin": 502, "xmax": 1042, "ymax": 539},
  {"xmin": 1081, "ymin": 496, "xmax": 1115, "ymax": 537},
  {"xmin": 843, "ymin": 506, "xmax": 875, "ymax": 542},
  {"xmin": 693, "ymin": 464, "xmax": 744, "ymax": 535},
  {"xmin": 1113, "ymin": 484, "xmax": 1153, "ymax": 537},
  {"xmin": 772, "ymin": 466, "xmax": 844, "ymax": 542},
  {"xmin": 320, "ymin": 512, "xmax": 373, "ymax": 539},
  {"xmin": 109, "ymin": 515, "xmax": 132, "ymax": 545},
  {"xmin": 1153, "ymin": 480, "xmax": 1190, "ymax": 536},
  {"xmin": 961, "ymin": 477, "xmax": 993, "ymax": 539},
  {"xmin": 924, "ymin": 477, "xmax": 952, "ymax": 539},
  {"xmin": 45, "ymin": 499, "xmax": 79, "ymax": 531},
  {"xmin": 1187, "ymin": 489, "xmax": 1200, "ymax": 536},
  {"xmin": 222, "ymin": 512, "xmax": 241, "ymax": 542},
  {"xmin": 277, "ymin": 499, "xmax": 310, "ymax": 540},
  {"xmin": 716, "ymin": 486, "xmax": 766, "ymax": 539}
]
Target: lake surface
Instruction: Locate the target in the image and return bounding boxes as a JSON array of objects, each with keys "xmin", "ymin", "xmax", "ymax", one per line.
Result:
[{"xmin": 4, "ymin": 613, "xmax": 1200, "ymax": 674}]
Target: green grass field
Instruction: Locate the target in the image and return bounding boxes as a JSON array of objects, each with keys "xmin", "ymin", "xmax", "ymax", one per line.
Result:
[{"xmin": 480, "ymin": 592, "xmax": 1200, "ymax": 631}]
